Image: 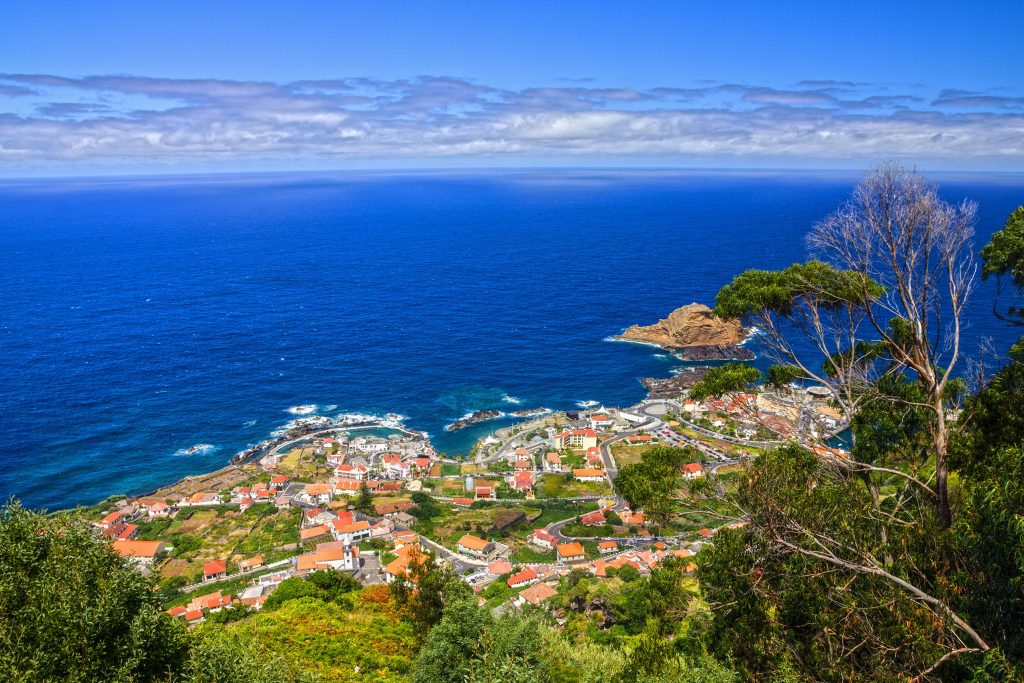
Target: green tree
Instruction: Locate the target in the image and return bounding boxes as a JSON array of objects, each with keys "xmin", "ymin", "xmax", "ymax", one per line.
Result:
[
  {"xmin": 355, "ymin": 481, "xmax": 374, "ymax": 514},
  {"xmin": 263, "ymin": 569, "xmax": 361, "ymax": 610},
  {"xmin": 389, "ymin": 550, "xmax": 470, "ymax": 636},
  {"xmin": 613, "ymin": 445, "xmax": 693, "ymax": 529},
  {"xmin": 413, "ymin": 600, "xmax": 549, "ymax": 683},
  {"xmin": 180, "ymin": 628, "xmax": 315, "ymax": 683},
  {"xmin": 688, "ymin": 363, "xmax": 761, "ymax": 402},
  {"xmin": 981, "ymin": 206, "xmax": 1024, "ymax": 325},
  {"xmin": 0, "ymin": 502, "xmax": 188, "ymax": 683},
  {"xmin": 408, "ymin": 491, "xmax": 440, "ymax": 520}
]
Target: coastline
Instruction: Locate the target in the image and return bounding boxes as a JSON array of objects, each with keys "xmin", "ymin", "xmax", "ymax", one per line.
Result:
[{"xmin": 63, "ymin": 319, "xmax": 756, "ymax": 512}]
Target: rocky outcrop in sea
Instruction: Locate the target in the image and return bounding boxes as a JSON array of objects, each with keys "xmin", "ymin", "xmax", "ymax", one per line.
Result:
[
  {"xmin": 616, "ymin": 303, "xmax": 748, "ymax": 349},
  {"xmin": 445, "ymin": 409, "xmax": 503, "ymax": 432}
]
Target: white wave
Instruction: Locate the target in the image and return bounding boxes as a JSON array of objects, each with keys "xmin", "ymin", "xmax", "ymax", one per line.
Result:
[
  {"xmin": 604, "ymin": 335, "xmax": 665, "ymax": 349},
  {"xmin": 323, "ymin": 404, "xmax": 338, "ymax": 412},
  {"xmin": 286, "ymin": 404, "xmax": 318, "ymax": 415},
  {"xmin": 270, "ymin": 415, "xmax": 334, "ymax": 437},
  {"xmin": 336, "ymin": 412, "xmax": 384, "ymax": 425},
  {"xmin": 242, "ymin": 419, "xmax": 257, "ymax": 428},
  {"xmin": 174, "ymin": 443, "xmax": 218, "ymax": 457},
  {"xmin": 576, "ymin": 400, "xmax": 600, "ymax": 409},
  {"xmin": 384, "ymin": 413, "xmax": 408, "ymax": 422},
  {"xmin": 502, "ymin": 394, "xmax": 523, "ymax": 404},
  {"xmin": 744, "ymin": 326, "xmax": 763, "ymax": 342}
]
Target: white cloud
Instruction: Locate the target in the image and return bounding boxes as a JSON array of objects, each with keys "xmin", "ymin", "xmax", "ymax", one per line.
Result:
[{"xmin": 0, "ymin": 74, "xmax": 1021, "ymax": 171}]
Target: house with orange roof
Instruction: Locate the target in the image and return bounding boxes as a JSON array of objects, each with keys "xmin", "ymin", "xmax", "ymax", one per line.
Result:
[
  {"xmin": 626, "ymin": 434, "xmax": 654, "ymax": 443},
  {"xmin": 300, "ymin": 525, "xmax": 330, "ymax": 543},
  {"xmin": 166, "ymin": 605, "xmax": 187, "ymax": 619},
  {"xmin": 203, "ymin": 559, "xmax": 227, "ymax": 582},
  {"xmin": 334, "ymin": 519, "xmax": 371, "ymax": 544},
  {"xmin": 489, "ymin": 560, "xmax": 512, "ymax": 575},
  {"xmin": 590, "ymin": 413, "xmax": 612, "ymax": 431},
  {"xmin": 188, "ymin": 591, "xmax": 232, "ymax": 612},
  {"xmin": 332, "ymin": 478, "xmax": 360, "ymax": 494},
  {"xmin": 451, "ymin": 497, "xmax": 475, "ymax": 507},
  {"xmin": 334, "ymin": 463, "xmax": 369, "ymax": 480},
  {"xmin": 237, "ymin": 554, "xmax": 264, "ymax": 571},
  {"xmin": 510, "ymin": 471, "xmax": 534, "ymax": 493},
  {"xmin": 572, "ymin": 468, "xmax": 605, "ymax": 482},
  {"xmin": 475, "ymin": 485, "xmax": 496, "ymax": 500},
  {"xmin": 115, "ymin": 524, "xmax": 139, "ymax": 540},
  {"xmin": 382, "ymin": 453, "xmax": 412, "ymax": 479},
  {"xmin": 182, "ymin": 492, "xmax": 221, "ymax": 507},
  {"xmin": 147, "ymin": 501, "xmax": 172, "ymax": 518},
  {"xmin": 556, "ymin": 542, "xmax": 586, "ymax": 564},
  {"xmin": 682, "ymin": 462, "xmax": 704, "ymax": 479},
  {"xmin": 458, "ymin": 534, "xmax": 494, "ymax": 557},
  {"xmin": 621, "ymin": 511, "xmax": 646, "ymax": 526},
  {"xmin": 599, "ymin": 540, "xmax": 618, "ymax": 554},
  {"xmin": 270, "ymin": 474, "xmax": 290, "ymax": 489},
  {"xmin": 580, "ymin": 511, "xmax": 606, "ymax": 527},
  {"xmin": 513, "ymin": 458, "xmax": 533, "ymax": 471},
  {"xmin": 392, "ymin": 530, "xmax": 419, "ymax": 548},
  {"xmin": 111, "ymin": 540, "xmax": 165, "ymax": 567},
  {"xmin": 516, "ymin": 582, "xmax": 558, "ymax": 607},
  {"xmin": 298, "ymin": 483, "xmax": 333, "ymax": 505},
  {"xmin": 184, "ymin": 609, "xmax": 205, "ymax": 626},
  {"xmin": 383, "ymin": 545, "xmax": 426, "ymax": 584},
  {"xmin": 98, "ymin": 510, "xmax": 125, "ymax": 529},
  {"xmin": 507, "ymin": 567, "xmax": 539, "ymax": 588},
  {"xmin": 544, "ymin": 452, "xmax": 565, "ymax": 473},
  {"xmin": 374, "ymin": 500, "xmax": 415, "ymax": 516}
]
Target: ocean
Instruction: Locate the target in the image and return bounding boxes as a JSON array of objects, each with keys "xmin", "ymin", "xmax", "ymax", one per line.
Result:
[{"xmin": 1, "ymin": 169, "xmax": 1021, "ymax": 510}]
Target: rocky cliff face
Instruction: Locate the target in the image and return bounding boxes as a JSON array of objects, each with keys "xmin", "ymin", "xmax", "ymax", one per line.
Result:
[{"xmin": 616, "ymin": 303, "xmax": 747, "ymax": 349}]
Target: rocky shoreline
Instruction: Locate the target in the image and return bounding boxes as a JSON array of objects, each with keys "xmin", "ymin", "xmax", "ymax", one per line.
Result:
[
  {"xmin": 445, "ymin": 409, "xmax": 504, "ymax": 432},
  {"xmin": 673, "ymin": 344, "xmax": 755, "ymax": 362},
  {"xmin": 641, "ymin": 367, "xmax": 713, "ymax": 399}
]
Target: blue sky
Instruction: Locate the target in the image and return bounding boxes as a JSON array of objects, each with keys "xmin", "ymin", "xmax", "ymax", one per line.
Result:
[{"xmin": 2, "ymin": 1, "xmax": 1023, "ymax": 175}]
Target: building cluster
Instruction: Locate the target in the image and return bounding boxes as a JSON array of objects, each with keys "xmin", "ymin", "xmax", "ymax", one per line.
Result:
[{"xmin": 680, "ymin": 385, "xmax": 847, "ymax": 444}]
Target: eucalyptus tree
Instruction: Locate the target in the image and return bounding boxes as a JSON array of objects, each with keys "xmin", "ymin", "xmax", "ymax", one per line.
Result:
[
  {"xmin": 714, "ymin": 162, "xmax": 977, "ymax": 529},
  {"xmin": 689, "ymin": 165, "xmax": 991, "ymax": 678}
]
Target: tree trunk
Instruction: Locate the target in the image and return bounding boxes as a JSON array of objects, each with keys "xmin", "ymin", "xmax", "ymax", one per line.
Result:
[{"xmin": 934, "ymin": 394, "xmax": 952, "ymax": 529}]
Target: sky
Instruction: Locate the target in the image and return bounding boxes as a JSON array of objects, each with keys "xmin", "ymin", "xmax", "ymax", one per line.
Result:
[{"xmin": 1, "ymin": 1, "xmax": 1023, "ymax": 176}]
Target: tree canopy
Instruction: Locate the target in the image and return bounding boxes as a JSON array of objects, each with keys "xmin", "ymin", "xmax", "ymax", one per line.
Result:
[{"xmin": 613, "ymin": 445, "xmax": 694, "ymax": 528}]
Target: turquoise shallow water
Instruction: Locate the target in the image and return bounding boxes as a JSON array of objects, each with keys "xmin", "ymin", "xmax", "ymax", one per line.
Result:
[{"xmin": 1, "ymin": 169, "xmax": 1020, "ymax": 510}]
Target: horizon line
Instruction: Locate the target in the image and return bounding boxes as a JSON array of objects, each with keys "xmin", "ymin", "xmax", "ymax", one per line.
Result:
[{"xmin": 3, "ymin": 163, "xmax": 1024, "ymax": 185}]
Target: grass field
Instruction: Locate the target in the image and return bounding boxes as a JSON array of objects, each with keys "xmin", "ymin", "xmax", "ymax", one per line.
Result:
[
  {"xmin": 608, "ymin": 443, "xmax": 649, "ymax": 469},
  {"xmin": 535, "ymin": 473, "xmax": 613, "ymax": 499}
]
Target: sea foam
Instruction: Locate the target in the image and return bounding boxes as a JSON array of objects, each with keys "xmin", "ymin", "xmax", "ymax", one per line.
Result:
[
  {"xmin": 287, "ymin": 404, "xmax": 318, "ymax": 415},
  {"xmin": 174, "ymin": 443, "xmax": 218, "ymax": 457}
]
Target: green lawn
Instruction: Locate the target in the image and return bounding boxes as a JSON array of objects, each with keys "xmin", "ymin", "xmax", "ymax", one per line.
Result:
[{"xmin": 510, "ymin": 546, "xmax": 556, "ymax": 563}]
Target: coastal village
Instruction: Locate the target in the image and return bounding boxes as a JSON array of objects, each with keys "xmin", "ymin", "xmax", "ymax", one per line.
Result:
[{"xmin": 84, "ymin": 303, "xmax": 849, "ymax": 631}]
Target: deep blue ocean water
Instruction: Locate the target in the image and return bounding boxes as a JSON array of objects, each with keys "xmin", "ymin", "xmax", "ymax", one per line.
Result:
[{"xmin": 2, "ymin": 169, "xmax": 1022, "ymax": 510}]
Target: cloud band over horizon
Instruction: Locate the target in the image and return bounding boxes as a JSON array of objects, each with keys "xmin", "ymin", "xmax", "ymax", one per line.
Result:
[{"xmin": 0, "ymin": 74, "xmax": 1022, "ymax": 173}]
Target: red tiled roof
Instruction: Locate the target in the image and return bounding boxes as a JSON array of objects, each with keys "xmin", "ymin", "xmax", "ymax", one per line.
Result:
[
  {"xmin": 507, "ymin": 567, "xmax": 538, "ymax": 586},
  {"xmin": 557, "ymin": 542, "xmax": 585, "ymax": 558},
  {"xmin": 203, "ymin": 560, "xmax": 227, "ymax": 576}
]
